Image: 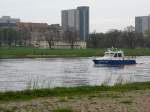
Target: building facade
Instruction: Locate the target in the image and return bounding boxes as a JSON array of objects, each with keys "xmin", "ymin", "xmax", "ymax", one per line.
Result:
[
  {"xmin": 16, "ymin": 22, "xmax": 49, "ymax": 32},
  {"xmin": 135, "ymin": 15, "xmax": 150, "ymax": 34},
  {"xmin": 0, "ymin": 16, "xmax": 20, "ymax": 24},
  {"xmin": 77, "ymin": 6, "xmax": 89, "ymax": 41},
  {"xmin": 0, "ymin": 16, "xmax": 20, "ymax": 29},
  {"xmin": 61, "ymin": 9, "xmax": 80, "ymax": 32},
  {"xmin": 32, "ymin": 41, "xmax": 86, "ymax": 49},
  {"xmin": 61, "ymin": 6, "xmax": 89, "ymax": 41}
]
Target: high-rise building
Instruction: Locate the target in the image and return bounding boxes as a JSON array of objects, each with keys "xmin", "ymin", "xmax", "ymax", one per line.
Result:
[
  {"xmin": 61, "ymin": 6, "xmax": 89, "ymax": 41},
  {"xmin": 61, "ymin": 9, "xmax": 80, "ymax": 32},
  {"xmin": 135, "ymin": 15, "xmax": 150, "ymax": 34},
  {"xmin": 77, "ymin": 6, "xmax": 89, "ymax": 41}
]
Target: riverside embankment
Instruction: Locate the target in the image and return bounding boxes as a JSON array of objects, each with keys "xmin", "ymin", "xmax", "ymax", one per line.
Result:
[
  {"xmin": 0, "ymin": 82, "xmax": 150, "ymax": 112},
  {"xmin": 1, "ymin": 48, "xmax": 150, "ymax": 58}
]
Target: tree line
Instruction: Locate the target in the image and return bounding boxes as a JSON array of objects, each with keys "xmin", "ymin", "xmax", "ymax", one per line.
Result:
[
  {"xmin": 87, "ymin": 28, "xmax": 150, "ymax": 48},
  {"xmin": 0, "ymin": 28, "xmax": 31, "ymax": 47},
  {"xmin": 0, "ymin": 27, "xmax": 79, "ymax": 49},
  {"xmin": 1, "ymin": 26, "xmax": 150, "ymax": 49}
]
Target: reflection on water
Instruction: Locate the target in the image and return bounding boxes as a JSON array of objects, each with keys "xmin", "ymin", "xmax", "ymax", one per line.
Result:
[{"xmin": 0, "ymin": 57, "xmax": 150, "ymax": 91}]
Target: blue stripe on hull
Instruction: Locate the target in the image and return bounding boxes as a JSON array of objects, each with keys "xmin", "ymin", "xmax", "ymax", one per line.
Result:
[{"xmin": 93, "ymin": 60, "xmax": 136, "ymax": 65}]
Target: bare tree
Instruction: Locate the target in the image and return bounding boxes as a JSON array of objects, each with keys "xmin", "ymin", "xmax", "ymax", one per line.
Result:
[
  {"xmin": 88, "ymin": 27, "xmax": 146, "ymax": 48},
  {"xmin": 64, "ymin": 28, "xmax": 79, "ymax": 49},
  {"xmin": 19, "ymin": 28, "xmax": 31, "ymax": 47},
  {"xmin": 44, "ymin": 30, "xmax": 55, "ymax": 49},
  {"xmin": 124, "ymin": 26, "xmax": 135, "ymax": 32}
]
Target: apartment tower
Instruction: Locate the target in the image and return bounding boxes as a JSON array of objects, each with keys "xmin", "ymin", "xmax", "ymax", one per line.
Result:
[
  {"xmin": 135, "ymin": 15, "xmax": 150, "ymax": 34},
  {"xmin": 61, "ymin": 6, "xmax": 89, "ymax": 41}
]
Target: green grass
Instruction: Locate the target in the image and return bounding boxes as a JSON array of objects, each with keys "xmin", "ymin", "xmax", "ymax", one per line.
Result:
[
  {"xmin": 53, "ymin": 108, "xmax": 74, "ymax": 112},
  {"xmin": 0, "ymin": 47, "xmax": 104, "ymax": 58},
  {"xmin": 0, "ymin": 47, "xmax": 150, "ymax": 58},
  {"xmin": 123, "ymin": 48, "xmax": 150, "ymax": 56},
  {"xmin": 0, "ymin": 82, "xmax": 150, "ymax": 101}
]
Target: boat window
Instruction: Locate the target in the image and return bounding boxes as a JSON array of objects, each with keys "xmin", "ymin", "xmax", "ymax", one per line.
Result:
[
  {"xmin": 114, "ymin": 53, "xmax": 117, "ymax": 57},
  {"xmin": 118, "ymin": 53, "xmax": 122, "ymax": 57}
]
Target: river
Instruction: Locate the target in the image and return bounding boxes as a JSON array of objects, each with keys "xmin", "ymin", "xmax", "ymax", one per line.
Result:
[{"xmin": 0, "ymin": 57, "xmax": 150, "ymax": 91}]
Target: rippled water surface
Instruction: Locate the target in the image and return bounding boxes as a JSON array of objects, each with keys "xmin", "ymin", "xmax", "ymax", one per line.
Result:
[{"xmin": 0, "ymin": 57, "xmax": 150, "ymax": 91}]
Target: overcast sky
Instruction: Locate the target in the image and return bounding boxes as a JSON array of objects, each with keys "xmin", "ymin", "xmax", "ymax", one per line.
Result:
[{"xmin": 0, "ymin": 0, "xmax": 150, "ymax": 32}]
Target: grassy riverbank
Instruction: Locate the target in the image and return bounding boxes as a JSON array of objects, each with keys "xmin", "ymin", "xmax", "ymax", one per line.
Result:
[
  {"xmin": 0, "ymin": 48, "xmax": 103, "ymax": 58},
  {"xmin": 0, "ymin": 47, "xmax": 150, "ymax": 58},
  {"xmin": 0, "ymin": 82, "xmax": 150, "ymax": 112},
  {"xmin": 0, "ymin": 81, "xmax": 150, "ymax": 101}
]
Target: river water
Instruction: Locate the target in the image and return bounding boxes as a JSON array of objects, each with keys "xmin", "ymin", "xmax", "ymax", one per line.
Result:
[{"xmin": 0, "ymin": 57, "xmax": 150, "ymax": 91}]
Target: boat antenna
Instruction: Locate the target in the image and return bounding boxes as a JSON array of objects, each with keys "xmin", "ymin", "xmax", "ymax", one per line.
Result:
[{"xmin": 111, "ymin": 46, "xmax": 114, "ymax": 51}]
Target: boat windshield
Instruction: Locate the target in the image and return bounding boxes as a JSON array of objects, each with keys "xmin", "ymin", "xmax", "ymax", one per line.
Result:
[
  {"xmin": 104, "ymin": 53, "xmax": 114, "ymax": 57},
  {"xmin": 114, "ymin": 53, "xmax": 123, "ymax": 57}
]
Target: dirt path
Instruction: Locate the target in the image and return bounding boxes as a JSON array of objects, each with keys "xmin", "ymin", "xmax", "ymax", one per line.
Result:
[{"xmin": 0, "ymin": 90, "xmax": 150, "ymax": 112}]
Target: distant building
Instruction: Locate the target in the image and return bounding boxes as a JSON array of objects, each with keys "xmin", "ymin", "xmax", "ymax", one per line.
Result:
[
  {"xmin": 16, "ymin": 22, "xmax": 49, "ymax": 31},
  {"xmin": 48, "ymin": 24, "xmax": 64, "ymax": 41},
  {"xmin": 0, "ymin": 23, "xmax": 17, "ymax": 29},
  {"xmin": 61, "ymin": 9, "xmax": 80, "ymax": 32},
  {"xmin": 0, "ymin": 16, "xmax": 20, "ymax": 28},
  {"xmin": 0, "ymin": 16, "xmax": 20, "ymax": 24},
  {"xmin": 135, "ymin": 15, "xmax": 150, "ymax": 34},
  {"xmin": 52, "ymin": 41, "xmax": 87, "ymax": 49},
  {"xmin": 61, "ymin": 6, "xmax": 89, "ymax": 41},
  {"xmin": 33, "ymin": 41, "xmax": 86, "ymax": 49},
  {"xmin": 77, "ymin": 6, "xmax": 89, "ymax": 41},
  {"xmin": 16, "ymin": 22, "xmax": 49, "ymax": 44}
]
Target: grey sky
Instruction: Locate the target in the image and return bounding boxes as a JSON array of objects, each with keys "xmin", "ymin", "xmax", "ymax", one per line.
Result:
[{"xmin": 0, "ymin": 0, "xmax": 150, "ymax": 32}]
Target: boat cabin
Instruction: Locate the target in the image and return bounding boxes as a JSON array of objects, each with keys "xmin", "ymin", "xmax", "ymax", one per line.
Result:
[{"xmin": 104, "ymin": 49, "xmax": 124, "ymax": 58}]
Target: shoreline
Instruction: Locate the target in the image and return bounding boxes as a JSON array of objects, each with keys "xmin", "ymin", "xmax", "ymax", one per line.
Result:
[
  {"xmin": 0, "ymin": 55, "xmax": 92, "ymax": 59},
  {"xmin": 0, "ymin": 81, "xmax": 150, "ymax": 101},
  {"xmin": 0, "ymin": 55, "xmax": 149, "ymax": 60},
  {"xmin": 1, "ymin": 48, "xmax": 150, "ymax": 59},
  {"xmin": 0, "ymin": 82, "xmax": 150, "ymax": 112}
]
